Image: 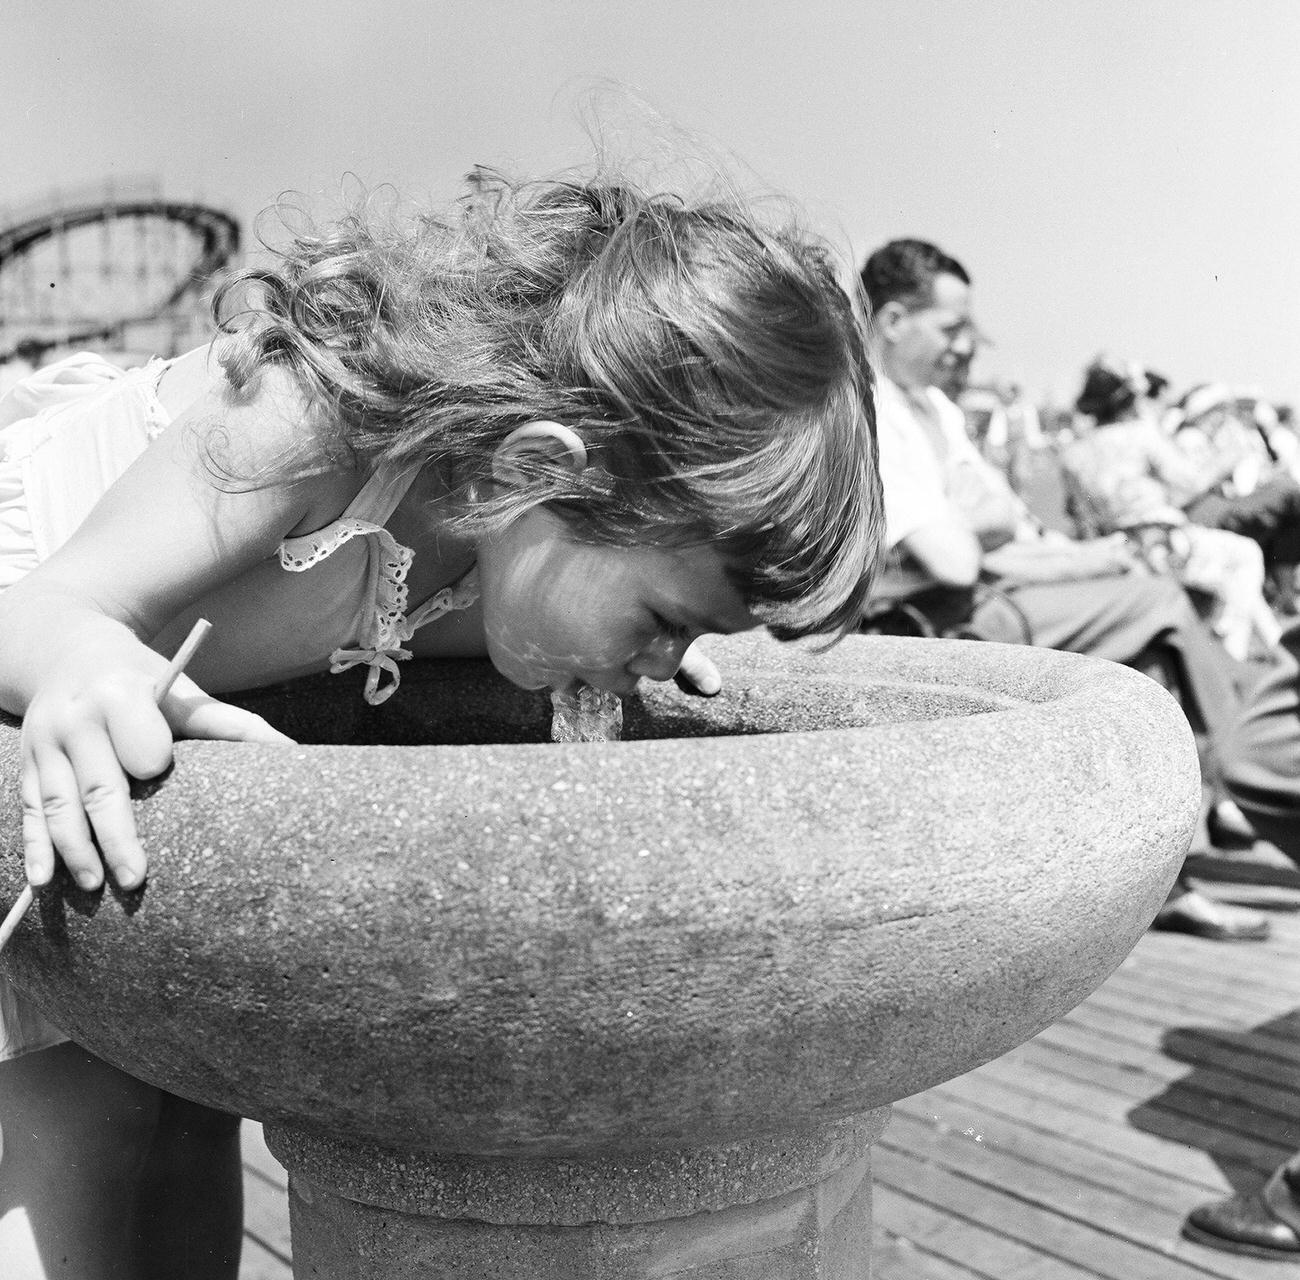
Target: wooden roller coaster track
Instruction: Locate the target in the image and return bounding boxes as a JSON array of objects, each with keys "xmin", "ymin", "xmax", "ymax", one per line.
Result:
[{"xmin": 0, "ymin": 195, "xmax": 241, "ymax": 362}]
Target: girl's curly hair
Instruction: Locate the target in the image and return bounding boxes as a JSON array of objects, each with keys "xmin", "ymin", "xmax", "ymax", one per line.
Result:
[{"xmin": 213, "ymin": 168, "xmax": 883, "ymax": 639}]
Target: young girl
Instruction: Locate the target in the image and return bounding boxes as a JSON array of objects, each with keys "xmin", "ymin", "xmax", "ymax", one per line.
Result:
[{"xmin": 0, "ymin": 169, "xmax": 883, "ymax": 1276}]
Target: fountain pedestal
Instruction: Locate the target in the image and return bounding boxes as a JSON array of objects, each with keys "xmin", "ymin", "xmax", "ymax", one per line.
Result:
[
  {"xmin": 268, "ymin": 1113, "xmax": 886, "ymax": 1278},
  {"xmin": 0, "ymin": 634, "xmax": 1200, "ymax": 1279}
]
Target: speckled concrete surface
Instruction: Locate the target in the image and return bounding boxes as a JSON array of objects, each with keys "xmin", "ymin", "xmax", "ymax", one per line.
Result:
[
  {"xmin": 0, "ymin": 632, "xmax": 1197, "ymax": 1162},
  {"xmin": 267, "ymin": 1112, "xmax": 888, "ymax": 1224},
  {"xmin": 282, "ymin": 1137, "xmax": 876, "ymax": 1278}
]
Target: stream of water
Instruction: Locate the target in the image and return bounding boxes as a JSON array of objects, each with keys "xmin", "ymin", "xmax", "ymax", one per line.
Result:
[{"xmin": 550, "ymin": 683, "xmax": 624, "ymax": 743}]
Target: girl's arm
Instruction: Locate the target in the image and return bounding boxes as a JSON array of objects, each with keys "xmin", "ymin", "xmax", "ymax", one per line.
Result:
[{"xmin": 0, "ymin": 366, "xmax": 358, "ymax": 894}]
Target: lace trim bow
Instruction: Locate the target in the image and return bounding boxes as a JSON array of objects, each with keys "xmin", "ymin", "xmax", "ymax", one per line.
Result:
[
  {"xmin": 327, "ymin": 566, "xmax": 480, "ymax": 705},
  {"xmin": 328, "ymin": 644, "xmax": 414, "ymax": 706},
  {"xmin": 279, "ymin": 518, "xmax": 479, "ymax": 706}
]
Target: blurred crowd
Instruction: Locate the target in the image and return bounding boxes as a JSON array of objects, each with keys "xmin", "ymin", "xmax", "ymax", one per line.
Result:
[
  {"xmin": 859, "ymin": 238, "xmax": 1300, "ymax": 1256},
  {"xmin": 967, "ymin": 363, "xmax": 1300, "ymax": 659},
  {"xmin": 860, "ymin": 237, "xmax": 1300, "ymax": 944}
]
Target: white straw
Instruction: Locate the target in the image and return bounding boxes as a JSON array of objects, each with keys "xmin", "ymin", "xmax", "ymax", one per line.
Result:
[{"xmin": 0, "ymin": 885, "xmax": 32, "ymax": 951}]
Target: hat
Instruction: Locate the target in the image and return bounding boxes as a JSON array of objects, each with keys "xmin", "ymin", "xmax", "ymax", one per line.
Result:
[{"xmin": 1075, "ymin": 358, "xmax": 1137, "ymax": 424}]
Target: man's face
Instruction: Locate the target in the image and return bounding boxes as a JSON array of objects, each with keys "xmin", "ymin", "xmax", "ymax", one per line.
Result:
[{"xmin": 881, "ymin": 272, "xmax": 977, "ymax": 391}]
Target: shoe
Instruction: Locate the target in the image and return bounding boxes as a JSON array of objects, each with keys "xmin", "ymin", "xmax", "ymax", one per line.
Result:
[
  {"xmin": 1151, "ymin": 889, "xmax": 1271, "ymax": 941},
  {"xmin": 1183, "ymin": 1189, "xmax": 1300, "ymax": 1258},
  {"xmin": 1207, "ymin": 799, "xmax": 1258, "ymax": 850}
]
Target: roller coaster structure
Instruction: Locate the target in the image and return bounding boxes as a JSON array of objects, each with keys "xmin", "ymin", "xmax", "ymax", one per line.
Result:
[{"xmin": 0, "ymin": 187, "xmax": 241, "ymax": 362}]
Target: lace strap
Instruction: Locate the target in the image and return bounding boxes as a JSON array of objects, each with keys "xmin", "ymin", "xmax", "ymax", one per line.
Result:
[
  {"xmin": 400, "ymin": 564, "xmax": 480, "ymax": 639},
  {"xmin": 344, "ymin": 460, "xmax": 420, "ymax": 526},
  {"xmin": 279, "ymin": 517, "xmax": 395, "ymax": 573}
]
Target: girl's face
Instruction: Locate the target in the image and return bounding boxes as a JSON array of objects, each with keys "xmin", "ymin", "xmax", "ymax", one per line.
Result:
[{"xmin": 476, "ymin": 506, "xmax": 759, "ymax": 694}]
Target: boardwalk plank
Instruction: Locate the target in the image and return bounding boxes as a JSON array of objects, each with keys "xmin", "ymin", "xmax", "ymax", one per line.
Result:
[
  {"xmin": 1000, "ymin": 1038, "xmax": 1300, "ymax": 1130},
  {"xmin": 1079, "ymin": 975, "xmax": 1300, "ymax": 1035},
  {"xmin": 875, "ymin": 1147, "xmax": 1228, "ymax": 1280},
  {"xmin": 236, "ymin": 1238, "xmax": 294, "ymax": 1280},
  {"xmin": 957, "ymin": 1031, "xmax": 1295, "ymax": 1133},
  {"xmin": 879, "ymin": 1111, "xmax": 1282, "ymax": 1280},
  {"xmin": 243, "ymin": 1122, "xmax": 289, "ymax": 1190},
  {"xmin": 907, "ymin": 1081, "xmax": 1255, "ymax": 1204},
  {"xmin": 873, "ymin": 1223, "xmax": 990, "ymax": 1280},
  {"xmin": 242, "ymin": 1178, "xmax": 293, "ymax": 1271},
  {"xmin": 1045, "ymin": 1013, "xmax": 1300, "ymax": 1093},
  {"xmin": 1084, "ymin": 980, "xmax": 1300, "ymax": 1050},
  {"xmin": 240, "ymin": 1122, "xmax": 292, "ymax": 1278},
  {"xmin": 1058, "ymin": 1006, "xmax": 1300, "ymax": 1089},
  {"xmin": 889, "ymin": 1096, "xmax": 1246, "ymax": 1216},
  {"xmin": 872, "ymin": 1179, "xmax": 1108, "ymax": 1280},
  {"xmin": 1114, "ymin": 945, "xmax": 1300, "ymax": 999},
  {"xmin": 930, "ymin": 1058, "xmax": 1292, "ymax": 1175}
]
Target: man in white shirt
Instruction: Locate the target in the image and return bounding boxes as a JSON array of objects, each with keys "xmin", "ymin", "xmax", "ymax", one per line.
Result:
[{"xmin": 860, "ymin": 237, "xmax": 1269, "ymax": 941}]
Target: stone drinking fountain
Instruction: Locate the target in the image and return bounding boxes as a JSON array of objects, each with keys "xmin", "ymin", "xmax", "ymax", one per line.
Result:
[{"xmin": 0, "ymin": 632, "xmax": 1199, "ymax": 1278}]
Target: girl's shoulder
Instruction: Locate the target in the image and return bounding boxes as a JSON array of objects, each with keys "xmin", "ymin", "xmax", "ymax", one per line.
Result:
[
  {"xmin": 155, "ymin": 343, "xmax": 222, "ymax": 419},
  {"xmin": 159, "ymin": 342, "xmax": 364, "ymax": 540},
  {"xmin": 158, "ymin": 340, "xmax": 316, "ymax": 428}
]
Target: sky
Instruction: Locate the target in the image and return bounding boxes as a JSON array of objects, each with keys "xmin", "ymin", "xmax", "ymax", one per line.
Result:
[{"xmin": 4, "ymin": 0, "xmax": 1299, "ymax": 407}]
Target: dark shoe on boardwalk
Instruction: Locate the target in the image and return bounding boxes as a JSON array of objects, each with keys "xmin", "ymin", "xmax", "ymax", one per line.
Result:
[
  {"xmin": 1151, "ymin": 887, "xmax": 1271, "ymax": 941},
  {"xmin": 1183, "ymin": 1166, "xmax": 1300, "ymax": 1259},
  {"xmin": 1207, "ymin": 798, "xmax": 1258, "ymax": 850}
]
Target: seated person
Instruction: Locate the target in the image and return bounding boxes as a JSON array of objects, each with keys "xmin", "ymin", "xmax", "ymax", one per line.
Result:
[
  {"xmin": 1174, "ymin": 383, "xmax": 1300, "ymax": 578},
  {"xmin": 1061, "ymin": 357, "xmax": 1280, "ymax": 662},
  {"xmin": 860, "ymin": 237, "xmax": 1272, "ymax": 941}
]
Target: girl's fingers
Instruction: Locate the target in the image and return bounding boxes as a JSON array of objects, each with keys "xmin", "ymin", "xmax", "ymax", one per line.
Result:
[
  {"xmin": 15, "ymin": 678, "xmax": 294, "ymax": 897},
  {"xmin": 19, "ymin": 760, "xmax": 58, "ymax": 889},
  {"xmin": 104, "ymin": 697, "xmax": 175, "ymax": 782},
  {"xmin": 164, "ymin": 685, "xmax": 297, "ymax": 746},
  {"xmin": 64, "ymin": 733, "xmax": 147, "ymax": 890},
  {"xmin": 22, "ymin": 721, "xmax": 150, "ymax": 891},
  {"xmin": 20, "ymin": 747, "xmax": 114, "ymax": 891},
  {"xmin": 674, "ymin": 641, "xmax": 722, "ymax": 696}
]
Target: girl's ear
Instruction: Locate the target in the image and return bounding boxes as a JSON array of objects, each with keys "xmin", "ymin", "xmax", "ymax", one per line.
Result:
[{"xmin": 492, "ymin": 421, "xmax": 589, "ymax": 485}]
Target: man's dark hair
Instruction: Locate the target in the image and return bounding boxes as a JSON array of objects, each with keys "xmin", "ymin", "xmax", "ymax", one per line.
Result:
[{"xmin": 859, "ymin": 238, "xmax": 970, "ymax": 315}]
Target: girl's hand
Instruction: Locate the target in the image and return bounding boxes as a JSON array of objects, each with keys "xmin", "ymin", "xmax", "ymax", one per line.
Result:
[{"xmin": 20, "ymin": 669, "xmax": 293, "ymax": 894}]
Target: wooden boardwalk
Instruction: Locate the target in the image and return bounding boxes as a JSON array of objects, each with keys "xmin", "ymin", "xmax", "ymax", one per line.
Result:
[
  {"xmin": 235, "ymin": 847, "xmax": 1300, "ymax": 1279},
  {"xmin": 874, "ymin": 846, "xmax": 1300, "ymax": 1280},
  {"xmin": 236, "ymin": 1125, "xmax": 293, "ymax": 1280}
]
